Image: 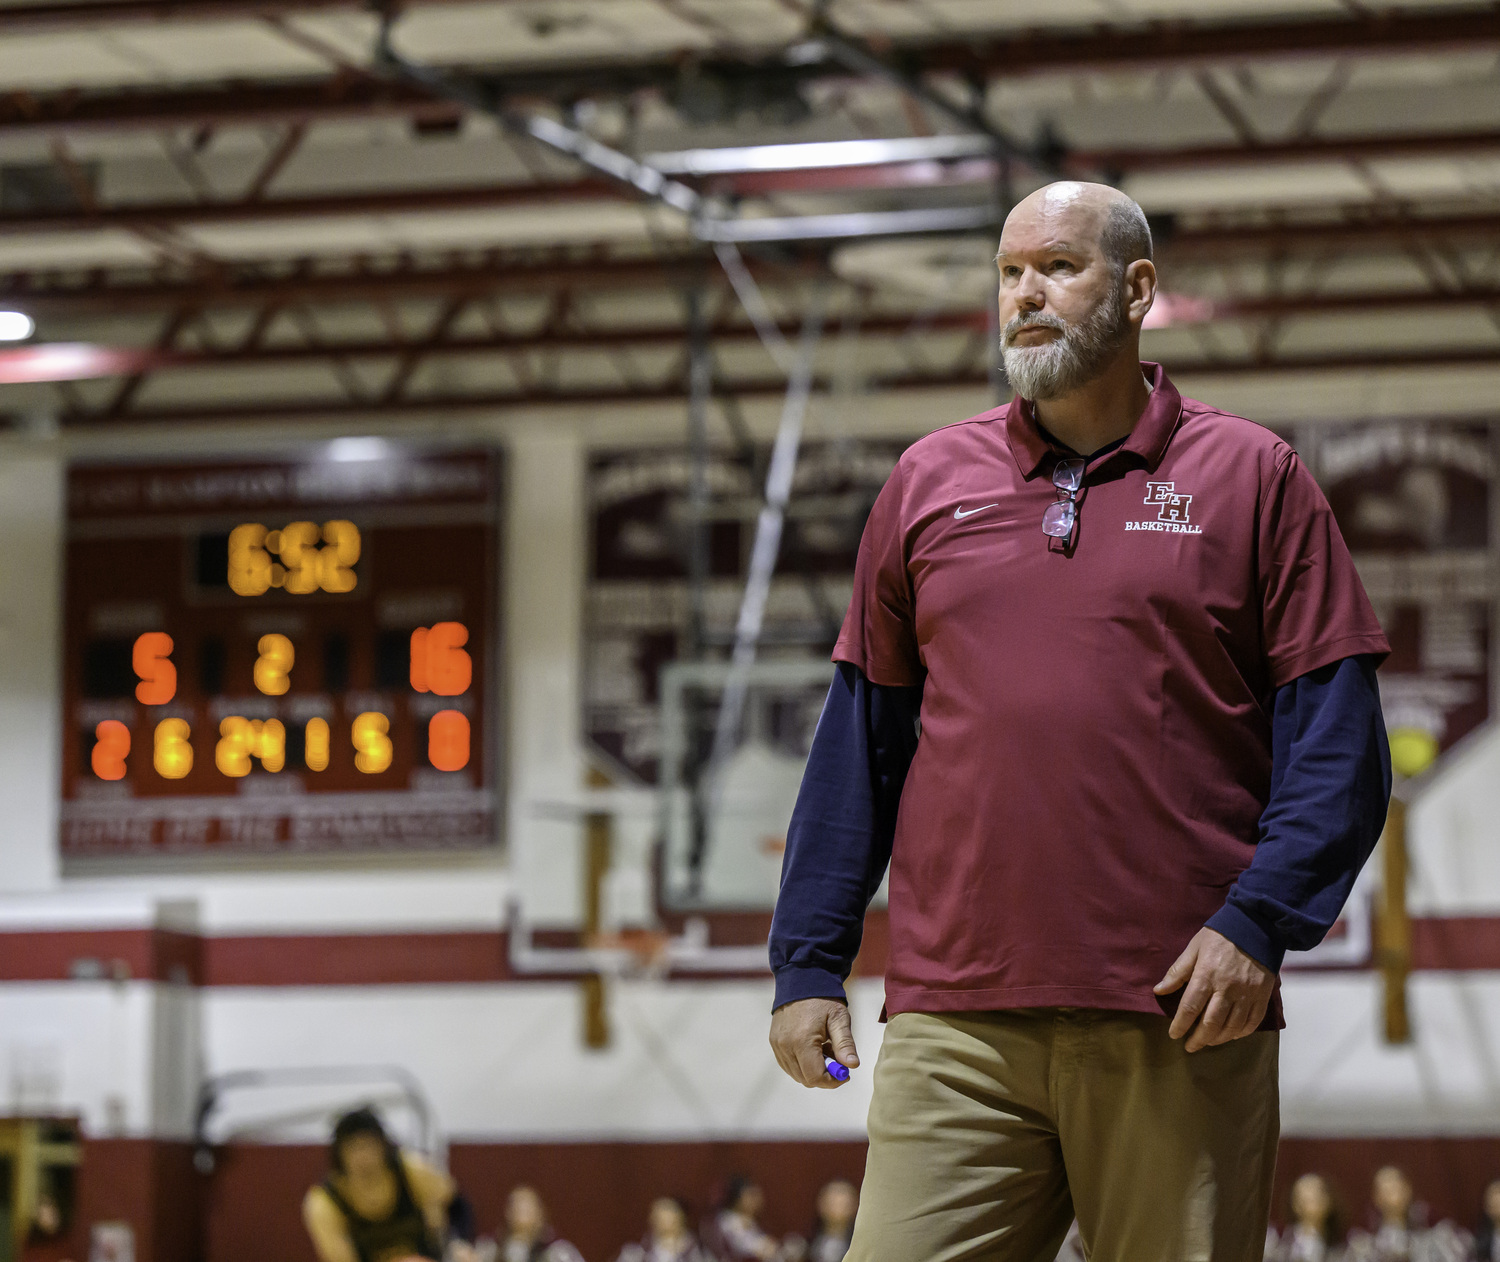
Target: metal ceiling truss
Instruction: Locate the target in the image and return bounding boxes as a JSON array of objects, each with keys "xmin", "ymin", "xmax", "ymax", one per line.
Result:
[
  {"xmin": 2, "ymin": 5, "xmax": 1497, "ymax": 429},
  {"xmin": 0, "ymin": 6, "xmax": 1495, "ymax": 139},
  {"xmin": 7, "ymin": 207, "xmax": 1500, "ymax": 315},
  {"xmin": 11, "ymin": 276, "xmax": 1500, "ymax": 382},
  {"xmin": 7, "ymin": 128, "xmax": 1500, "ymax": 239},
  {"xmin": 11, "ymin": 259, "xmax": 1500, "ymax": 425},
  {"xmin": 33, "ymin": 345, "xmax": 1500, "ymax": 430},
  {"xmin": 0, "ymin": 2, "xmax": 1493, "ymax": 60}
]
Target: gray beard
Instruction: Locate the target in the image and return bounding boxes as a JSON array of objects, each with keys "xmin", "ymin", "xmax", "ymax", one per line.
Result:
[{"xmin": 1001, "ymin": 291, "xmax": 1132, "ymax": 402}]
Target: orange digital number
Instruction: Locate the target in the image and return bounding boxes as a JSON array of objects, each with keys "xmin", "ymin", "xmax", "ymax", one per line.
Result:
[
  {"xmin": 409, "ymin": 622, "xmax": 472, "ymax": 697},
  {"xmin": 91, "ymin": 720, "xmax": 130, "ymax": 781},
  {"xmin": 216, "ymin": 717, "xmax": 286, "ymax": 776},
  {"xmin": 228, "ymin": 521, "xmax": 361, "ymax": 596},
  {"xmin": 428, "ymin": 710, "xmax": 470, "ymax": 772},
  {"xmin": 254, "ymin": 634, "xmax": 295, "ymax": 696},
  {"xmin": 153, "ymin": 718, "xmax": 193, "ymax": 779},
  {"xmin": 228, "ymin": 524, "xmax": 273, "ymax": 596},
  {"xmin": 318, "ymin": 520, "xmax": 360, "ymax": 593},
  {"xmin": 352, "ymin": 712, "xmax": 393, "ymax": 774},
  {"xmin": 271, "ymin": 521, "xmax": 321, "ymax": 595},
  {"xmin": 304, "ymin": 717, "xmax": 330, "ymax": 772},
  {"xmin": 132, "ymin": 632, "xmax": 176, "ymax": 705}
]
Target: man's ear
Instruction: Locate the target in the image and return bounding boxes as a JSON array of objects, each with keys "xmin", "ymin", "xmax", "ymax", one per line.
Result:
[{"xmin": 1124, "ymin": 259, "xmax": 1158, "ymax": 326}]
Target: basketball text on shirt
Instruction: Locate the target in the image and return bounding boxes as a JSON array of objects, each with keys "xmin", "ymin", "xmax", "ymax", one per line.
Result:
[{"xmin": 1126, "ymin": 481, "xmax": 1203, "ymax": 533}]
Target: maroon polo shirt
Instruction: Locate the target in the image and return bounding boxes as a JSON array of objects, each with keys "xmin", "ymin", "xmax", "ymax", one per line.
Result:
[{"xmin": 835, "ymin": 363, "xmax": 1389, "ymax": 1019}]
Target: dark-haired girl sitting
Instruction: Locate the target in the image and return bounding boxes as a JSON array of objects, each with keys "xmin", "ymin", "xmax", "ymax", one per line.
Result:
[{"xmin": 303, "ymin": 1107, "xmax": 458, "ymax": 1262}]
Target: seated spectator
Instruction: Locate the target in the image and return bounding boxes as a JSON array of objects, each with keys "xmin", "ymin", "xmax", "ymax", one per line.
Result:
[
  {"xmin": 807, "ymin": 1181, "xmax": 857, "ymax": 1262},
  {"xmin": 1346, "ymin": 1166, "xmax": 1470, "ymax": 1262},
  {"xmin": 302, "ymin": 1106, "xmax": 453, "ymax": 1262},
  {"xmin": 1476, "ymin": 1180, "xmax": 1500, "ymax": 1262},
  {"xmin": 702, "ymin": 1179, "xmax": 786, "ymax": 1262},
  {"xmin": 1267, "ymin": 1173, "xmax": 1346, "ymax": 1262},
  {"xmin": 616, "ymin": 1197, "xmax": 711, "ymax": 1262},
  {"xmin": 489, "ymin": 1186, "xmax": 584, "ymax": 1262}
]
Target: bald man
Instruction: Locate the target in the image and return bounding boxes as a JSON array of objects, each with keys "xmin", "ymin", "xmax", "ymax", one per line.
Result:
[{"xmin": 768, "ymin": 184, "xmax": 1392, "ymax": 1261}]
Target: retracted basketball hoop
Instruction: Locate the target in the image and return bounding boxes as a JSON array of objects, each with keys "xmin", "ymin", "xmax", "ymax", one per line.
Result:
[{"xmin": 582, "ymin": 928, "xmax": 673, "ymax": 979}]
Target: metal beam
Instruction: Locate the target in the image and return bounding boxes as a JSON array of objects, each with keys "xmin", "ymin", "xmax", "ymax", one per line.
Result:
[
  {"xmin": 1, "ymin": 7, "xmax": 1496, "ymax": 135},
  {"xmin": 927, "ymin": 8, "xmax": 1500, "ymax": 78},
  {"xmin": 1164, "ymin": 211, "xmax": 1500, "ymax": 256},
  {"xmin": 9, "ymin": 282, "xmax": 1500, "ymax": 382},
  {"xmin": 0, "ymin": 0, "xmax": 1491, "ymax": 57},
  {"xmin": 6, "ymin": 210, "xmax": 1499, "ymax": 314},
  {"xmin": 0, "ymin": 311, "xmax": 987, "ymax": 381},
  {"xmin": 0, "ymin": 179, "xmax": 629, "ymax": 235},
  {"xmin": 0, "ymin": 76, "xmax": 462, "ymax": 138},
  {"xmin": 0, "ymin": 252, "xmax": 735, "ymax": 314},
  {"xmin": 0, "ymin": 0, "xmax": 530, "ymax": 30},
  {"xmin": 4, "ymin": 129, "xmax": 1498, "ymax": 238},
  {"xmin": 34, "ymin": 344, "xmax": 1500, "ymax": 428}
]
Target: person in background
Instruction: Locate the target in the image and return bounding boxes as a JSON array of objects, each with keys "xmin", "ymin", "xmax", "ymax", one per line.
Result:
[
  {"xmin": 703, "ymin": 1179, "xmax": 789, "ymax": 1262},
  {"xmin": 615, "ymin": 1197, "xmax": 711, "ymax": 1262},
  {"xmin": 1475, "ymin": 1180, "xmax": 1500, "ymax": 1262},
  {"xmin": 303, "ymin": 1107, "xmax": 453, "ymax": 1262},
  {"xmin": 490, "ymin": 1186, "xmax": 584, "ymax": 1262},
  {"xmin": 1346, "ymin": 1167, "xmax": 1469, "ymax": 1262},
  {"xmin": 1266, "ymin": 1173, "xmax": 1347, "ymax": 1262},
  {"xmin": 806, "ymin": 1182, "xmax": 857, "ymax": 1262}
]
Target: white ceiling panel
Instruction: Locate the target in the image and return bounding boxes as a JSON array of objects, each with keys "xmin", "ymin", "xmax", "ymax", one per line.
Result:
[
  {"xmin": 913, "ymin": 0, "xmax": 1126, "ymax": 29},
  {"xmin": 1367, "ymin": 156, "xmax": 1500, "ymax": 199},
  {"xmin": 0, "ymin": 230, "xmax": 162, "ymax": 270},
  {"xmin": 1110, "ymin": 0, "xmax": 1346, "ymax": 17},
  {"xmin": 0, "ymin": 33, "xmax": 170, "ymax": 91},
  {"xmin": 178, "ymin": 199, "xmax": 688, "ymax": 257},
  {"xmin": 1124, "ymin": 163, "xmax": 1379, "ymax": 211},
  {"xmin": 391, "ymin": 0, "xmax": 709, "ymax": 68},
  {"xmin": 103, "ymin": 22, "xmax": 331, "ymax": 81}
]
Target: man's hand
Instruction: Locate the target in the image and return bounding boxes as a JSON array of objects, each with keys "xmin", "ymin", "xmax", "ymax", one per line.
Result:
[
  {"xmin": 770, "ymin": 997, "xmax": 859, "ymax": 1088},
  {"xmin": 1153, "ymin": 927, "xmax": 1275, "ymax": 1053}
]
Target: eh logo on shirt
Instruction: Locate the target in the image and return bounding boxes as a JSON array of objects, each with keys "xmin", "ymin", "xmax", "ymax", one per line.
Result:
[{"xmin": 1125, "ymin": 481, "xmax": 1203, "ymax": 534}]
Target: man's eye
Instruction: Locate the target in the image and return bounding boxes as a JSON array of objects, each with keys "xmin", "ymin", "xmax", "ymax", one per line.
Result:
[{"xmin": 1049, "ymin": 260, "xmax": 1074, "ymax": 271}]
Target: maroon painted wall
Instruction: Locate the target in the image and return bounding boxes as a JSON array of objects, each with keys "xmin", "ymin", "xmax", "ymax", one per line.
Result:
[
  {"xmin": 193, "ymin": 1140, "xmax": 868, "ymax": 1262},
  {"xmin": 21, "ymin": 1139, "xmax": 201, "ymax": 1262},
  {"xmin": 1273, "ymin": 1136, "xmax": 1500, "ymax": 1236},
  {"xmin": 45, "ymin": 1135, "xmax": 1500, "ymax": 1262},
  {"xmin": 201, "ymin": 1143, "xmax": 326, "ymax": 1262},
  {"xmin": 448, "ymin": 1140, "xmax": 870, "ymax": 1262}
]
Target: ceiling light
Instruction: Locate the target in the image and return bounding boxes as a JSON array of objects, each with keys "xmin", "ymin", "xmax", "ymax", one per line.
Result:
[
  {"xmin": 325, "ymin": 437, "xmax": 396, "ymax": 463},
  {"xmin": 646, "ymin": 135, "xmax": 993, "ymax": 176},
  {"xmin": 1142, "ymin": 293, "xmax": 1217, "ymax": 330},
  {"xmin": 0, "ymin": 343, "xmax": 154, "ymax": 383},
  {"xmin": 0, "ymin": 311, "xmax": 36, "ymax": 342},
  {"xmin": 695, "ymin": 205, "xmax": 998, "ymax": 244}
]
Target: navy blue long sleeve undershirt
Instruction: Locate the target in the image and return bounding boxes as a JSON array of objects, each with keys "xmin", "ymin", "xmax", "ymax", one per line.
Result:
[{"xmin": 769, "ymin": 655, "xmax": 1391, "ymax": 1011}]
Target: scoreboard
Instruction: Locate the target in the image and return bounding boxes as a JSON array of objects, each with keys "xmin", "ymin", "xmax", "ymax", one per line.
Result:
[{"xmin": 60, "ymin": 450, "xmax": 502, "ymax": 861}]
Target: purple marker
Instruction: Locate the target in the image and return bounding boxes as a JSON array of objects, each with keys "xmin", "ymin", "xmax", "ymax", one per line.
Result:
[{"xmin": 824, "ymin": 1057, "xmax": 850, "ymax": 1083}]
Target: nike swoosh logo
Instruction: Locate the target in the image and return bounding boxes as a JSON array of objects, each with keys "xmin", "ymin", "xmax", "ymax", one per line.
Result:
[{"xmin": 954, "ymin": 503, "xmax": 998, "ymax": 519}]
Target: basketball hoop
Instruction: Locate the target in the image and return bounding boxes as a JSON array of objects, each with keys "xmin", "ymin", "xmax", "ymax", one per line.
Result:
[{"xmin": 583, "ymin": 928, "xmax": 673, "ymax": 978}]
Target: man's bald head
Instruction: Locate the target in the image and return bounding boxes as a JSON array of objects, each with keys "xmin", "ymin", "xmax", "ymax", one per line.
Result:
[
  {"xmin": 995, "ymin": 182, "xmax": 1157, "ymax": 402},
  {"xmin": 1003, "ymin": 182, "xmax": 1152, "ymax": 277}
]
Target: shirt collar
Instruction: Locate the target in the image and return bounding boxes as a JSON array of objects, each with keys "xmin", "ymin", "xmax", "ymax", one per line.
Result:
[{"xmin": 1003, "ymin": 361, "xmax": 1183, "ymax": 479}]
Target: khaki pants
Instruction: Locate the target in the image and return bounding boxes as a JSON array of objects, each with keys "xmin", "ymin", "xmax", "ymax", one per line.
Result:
[{"xmin": 847, "ymin": 1010, "xmax": 1279, "ymax": 1262}]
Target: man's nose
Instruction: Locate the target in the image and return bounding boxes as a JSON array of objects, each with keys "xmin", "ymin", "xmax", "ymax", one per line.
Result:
[{"xmin": 1014, "ymin": 268, "xmax": 1045, "ymax": 311}]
